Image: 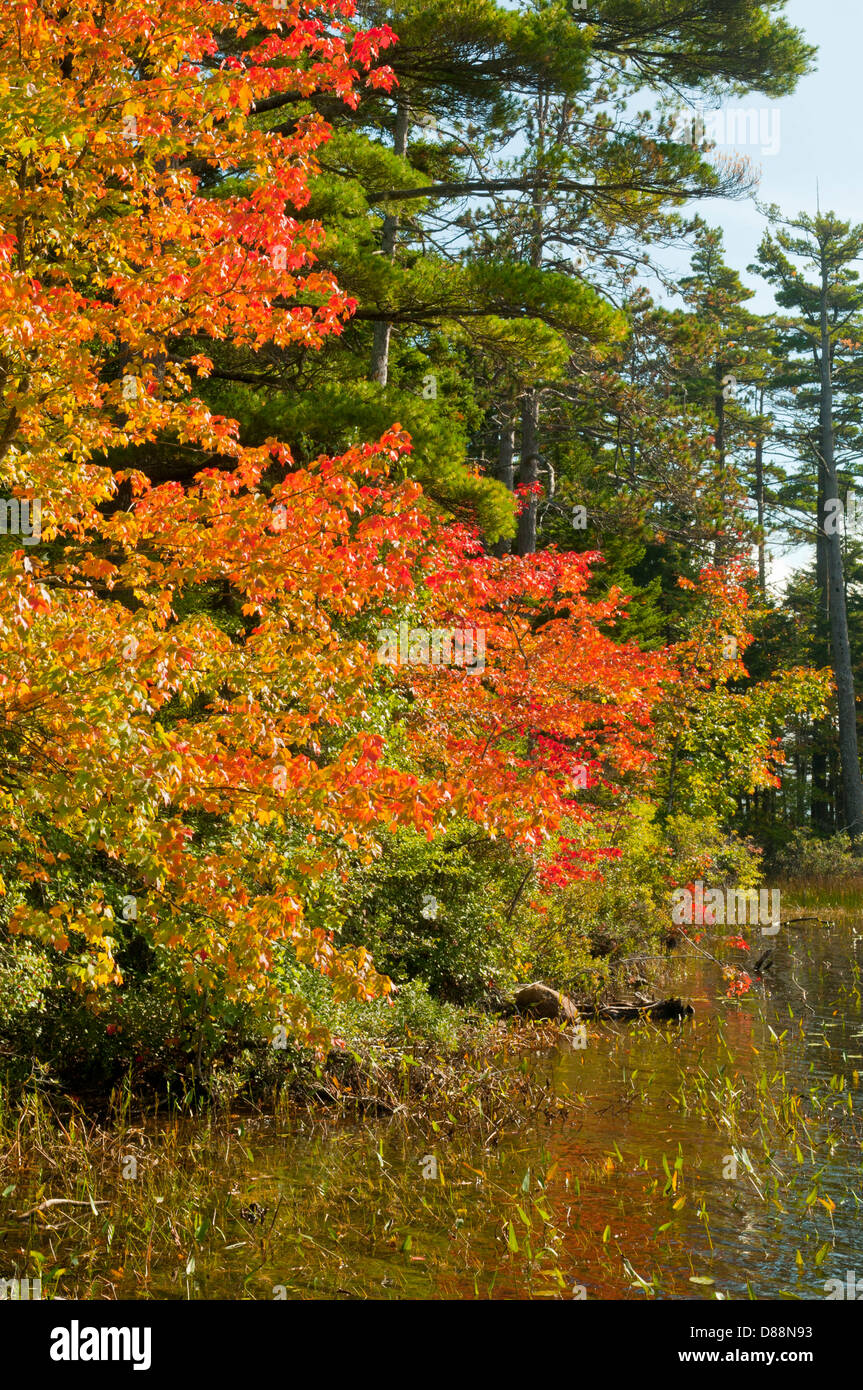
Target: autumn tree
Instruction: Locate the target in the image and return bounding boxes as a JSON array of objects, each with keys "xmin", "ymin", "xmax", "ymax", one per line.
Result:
[{"xmin": 0, "ymin": 0, "xmax": 724, "ymax": 1073}]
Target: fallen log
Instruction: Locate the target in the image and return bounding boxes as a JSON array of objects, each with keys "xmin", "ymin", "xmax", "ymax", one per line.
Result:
[
  {"xmin": 574, "ymin": 996, "xmax": 694, "ymax": 1022},
  {"xmin": 780, "ymin": 916, "xmax": 834, "ymax": 926},
  {"xmin": 514, "ymin": 982, "xmax": 579, "ymax": 1023},
  {"xmin": 512, "ymin": 982, "xmax": 693, "ymax": 1024}
]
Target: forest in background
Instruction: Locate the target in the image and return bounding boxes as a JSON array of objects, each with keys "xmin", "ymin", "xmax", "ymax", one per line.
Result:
[{"xmin": 0, "ymin": 0, "xmax": 860, "ymax": 1096}]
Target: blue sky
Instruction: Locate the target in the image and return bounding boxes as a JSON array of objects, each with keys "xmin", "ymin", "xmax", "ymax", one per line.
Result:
[
  {"xmin": 677, "ymin": 0, "xmax": 863, "ymax": 313},
  {"xmin": 650, "ymin": 0, "xmax": 860, "ymax": 591},
  {"xmin": 499, "ymin": 3, "xmax": 855, "ymax": 589}
]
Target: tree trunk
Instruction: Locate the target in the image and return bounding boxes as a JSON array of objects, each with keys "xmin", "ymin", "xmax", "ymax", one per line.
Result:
[
  {"xmin": 829, "ymin": 740, "xmax": 842, "ymax": 832},
  {"xmin": 812, "ymin": 741, "xmax": 829, "ymax": 831},
  {"xmin": 517, "ymin": 389, "xmax": 540, "ymax": 556},
  {"xmin": 715, "ymin": 365, "xmax": 726, "ymax": 468},
  {"xmin": 795, "ymin": 720, "xmax": 806, "ymax": 826},
  {"xmin": 514, "ymin": 99, "xmax": 548, "ymax": 559},
  {"xmin": 815, "ymin": 344, "xmax": 829, "ymax": 634},
  {"xmin": 818, "ymin": 252, "xmax": 863, "ymax": 840},
  {"xmin": 494, "ymin": 411, "xmax": 516, "ymax": 557},
  {"xmin": 754, "ymin": 388, "xmax": 766, "ymax": 595},
  {"xmin": 369, "ymin": 96, "xmax": 410, "ymax": 386}
]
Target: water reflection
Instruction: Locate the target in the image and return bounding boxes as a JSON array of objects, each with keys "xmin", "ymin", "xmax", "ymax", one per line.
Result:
[{"xmin": 4, "ymin": 910, "xmax": 863, "ymax": 1299}]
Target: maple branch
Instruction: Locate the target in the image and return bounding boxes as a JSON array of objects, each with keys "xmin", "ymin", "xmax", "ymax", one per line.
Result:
[
  {"xmin": 503, "ymin": 863, "xmax": 534, "ymax": 929},
  {"xmin": 0, "ymin": 406, "xmax": 19, "ymax": 463}
]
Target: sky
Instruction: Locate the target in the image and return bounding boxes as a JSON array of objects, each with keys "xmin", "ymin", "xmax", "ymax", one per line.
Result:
[
  {"xmin": 494, "ymin": 2, "xmax": 857, "ymax": 591},
  {"xmin": 652, "ymin": 0, "xmax": 863, "ymax": 592},
  {"xmin": 680, "ymin": 0, "xmax": 863, "ymax": 314}
]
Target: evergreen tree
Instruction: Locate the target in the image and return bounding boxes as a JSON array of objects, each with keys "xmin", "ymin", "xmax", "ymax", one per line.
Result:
[{"xmin": 754, "ymin": 213, "xmax": 863, "ymax": 839}]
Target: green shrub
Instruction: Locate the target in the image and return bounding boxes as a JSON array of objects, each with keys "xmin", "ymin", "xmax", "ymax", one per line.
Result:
[
  {"xmin": 774, "ymin": 828, "xmax": 862, "ymax": 880},
  {"xmin": 516, "ymin": 804, "xmax": 763, "ymax": 994}
]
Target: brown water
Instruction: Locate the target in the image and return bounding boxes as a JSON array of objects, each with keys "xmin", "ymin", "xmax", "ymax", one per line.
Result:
[{"xmin": 4, "ymin": 914, "xmax": 863, "ymax": 1300}]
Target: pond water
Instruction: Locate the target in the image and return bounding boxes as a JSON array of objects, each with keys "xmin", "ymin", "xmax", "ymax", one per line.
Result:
[{"xmin": 4, "ymin": 910, "xmax": 863, "ymax": 1300}]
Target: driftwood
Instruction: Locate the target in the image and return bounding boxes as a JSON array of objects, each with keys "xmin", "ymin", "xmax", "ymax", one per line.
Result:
[
  {"xmin": 12, "ymin": 1197, "xmax": 109, "ymax": 1221},
  {"xmin": 513, "ymin": 982, "xmax": 693, "ymax": 1024},
  {"xmin": 308, "ymin": 1081, "xmax": 395, "ymax": 1116},
  {"xmin": 780, "ymin": 916, "xmax": 833, "ymax": 926},
  {"xmin": 574, "ymin": 996, "xmax": 694, "ymax": 1022},
  {"xmin": 514, "ymin": 982, "xmax": 580, "ymax": 1023}
]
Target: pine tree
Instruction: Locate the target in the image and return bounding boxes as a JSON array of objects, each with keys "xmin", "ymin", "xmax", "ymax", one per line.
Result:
[{"xmin": 754, "ymin": 213, "xmax": 863, "ymax": 839}]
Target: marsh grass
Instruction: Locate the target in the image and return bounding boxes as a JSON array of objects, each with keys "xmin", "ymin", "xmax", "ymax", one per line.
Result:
[
  {"xmin": 774, "ymin": 875, "xmax": 863, "ymax": 912},
  {"xmin": 4, "ymin": 907, "xmax": 863, "ymax": 1300},
  {"xmin": 0, "ymin": 1024, "xmax": 587, "ymax": 1300}
]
